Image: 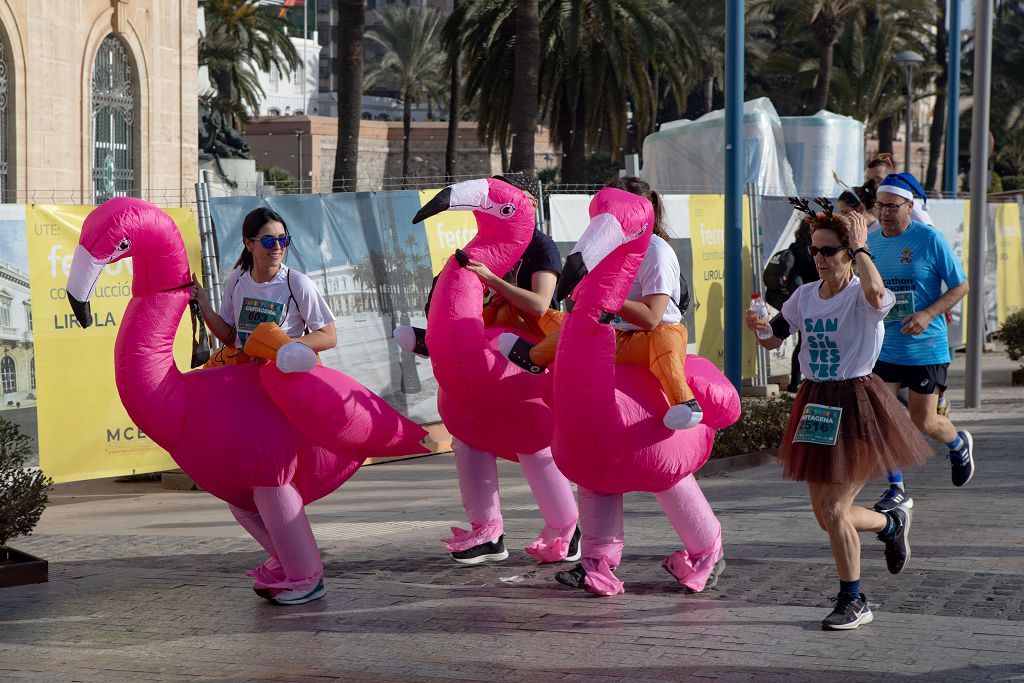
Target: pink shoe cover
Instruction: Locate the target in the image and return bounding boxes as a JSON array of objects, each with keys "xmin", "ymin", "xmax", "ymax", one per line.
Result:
[
  {"xmin": 247, "ymin": 557, "xmax": 322, "ymax": 593},
  {"xmin": 443, "ymin": 520, "xmax": 503, "ymax": 553},
  {"xmin": 581, "ymin": 557, "xmax": 625, "ymax": 596},
  {"xmin": 524, "ymin": 524, "xmax": 576, "ymax": 563},
  {"xmin": 662, "ymin": 539, "xmax": 724, "ymax": 593}
]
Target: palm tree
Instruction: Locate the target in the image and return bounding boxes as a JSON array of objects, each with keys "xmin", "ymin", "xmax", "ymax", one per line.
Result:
[
  {"xmin": 443, "ymin": 0, "xmax": 466, "ymax": 181},
  {"xmin": 509, "ymin": 0, "xmax": 540, "ymax": 174},
  {"xmin": 334, "ymin": 0, "xmax": 366, "ymax": 193},
  {"xmin": 365, "ymin": 6, "xmax": 446, "ymax": 183},
  {"xmin": 200, "ymin": 0, "xmax": 300, "ymax": 128},
  {"xmin": 457, "ymin": 0, "xmax": 697, "ymax": 184}
]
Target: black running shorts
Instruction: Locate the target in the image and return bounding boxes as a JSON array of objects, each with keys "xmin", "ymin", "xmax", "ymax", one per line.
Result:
[{"xmin": 873, "ymin": 360, "xmax": 949, "ymax": 395}]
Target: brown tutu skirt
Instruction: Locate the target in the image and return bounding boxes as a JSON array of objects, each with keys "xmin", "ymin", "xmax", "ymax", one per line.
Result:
[{"xmin": 778, "ymin": 374, "xmax": 934, "ymax": 483}]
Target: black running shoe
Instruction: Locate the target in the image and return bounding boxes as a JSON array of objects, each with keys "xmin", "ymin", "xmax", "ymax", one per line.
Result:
[
  {"xmin": 949, "ymin": 430, "xmax": 975, "ymax": 487},
  {"xmin": 878, "ymin": 505, "xmax": 912, "ymax": 575},
  {"xmin": 451, "ymin": 534, "xmax": 509, "ymax": 565},
  {"xmin": 821, "ymin": 592, "xmax": 873, "ymax": 630},
  {"xmin": 555, "ymin": 563, "xmax": 588, "ymax": 590},
  {"xmin": 565, "ymin": 526, "xmax": 581, "ymax": 562},
  {"xmin": 687, "ymin": 557, "xmax": 726, "ymax": 593},
  {"xmin": 873, "ymin": 486, "xmax": 913, "ymax": 513}
]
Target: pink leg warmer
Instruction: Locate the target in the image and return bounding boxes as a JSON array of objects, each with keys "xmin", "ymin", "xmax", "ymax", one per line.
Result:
[
  {"xmin": 578, "ymin": 487, "xmax": 626, "ymax": 596},
  {"xmin": 245, "ymin": 484, "xmax": 323, "ymax": 593},
  {"xmin": 655, "ymin": 475, "xmax": 724, "ymax": 592},
  {"xmin": 444, "ymin": 438, "xmax": 504, "ymax": 552},
  {"xmin": 230, "ymin": 503, "xmax": 287, "ymax": 589},
  {"xmin": 519, "ymin": 447, "xmax": 579, "ymax": 563}
]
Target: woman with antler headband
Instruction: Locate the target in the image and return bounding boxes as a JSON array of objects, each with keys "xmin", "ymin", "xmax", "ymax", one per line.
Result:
[{"xmin": 745, "ymin": 198, "xmax": 933, "ymax": 631}]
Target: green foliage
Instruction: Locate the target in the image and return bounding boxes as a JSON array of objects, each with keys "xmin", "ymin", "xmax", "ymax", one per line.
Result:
[
  {"xmin": 258, "ymin": 165, "xmax": 297, "ymax": 194},
  {"xmin": 711, "ymin": 393, "xmax": 795, "ymax": 459},
  {"xmin": 537, "ymin": 167, "xmax": 559, "ymax": 185},
  {"xmin": 998, "ymin": 309, "xmax": 1024, "ymax": 367},
  {"xmin": 991, "ymin": 172, "xmax": 1004, "ymax": 193},
  {"xmin": 1001, "ymin": 176, "xmax": 1024, "ymax": 192},
  {"xmin": 583, "ymin": 154, "xmax": 621, "ymax": 186},
  {"xmin": 0, "ymin": 417, "xmax": 52, "ymax": 549}
]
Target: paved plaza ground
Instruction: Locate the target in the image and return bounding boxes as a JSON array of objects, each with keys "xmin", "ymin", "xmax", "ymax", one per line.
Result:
[{"xmin": 1, "ymin": 351, "xmax": 1023, "ymax": 682}]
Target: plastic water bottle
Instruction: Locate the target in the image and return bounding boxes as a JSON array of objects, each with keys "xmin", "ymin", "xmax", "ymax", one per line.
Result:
[{"xmin": 749, "ymin": 293, "xmax": 773, "ymax": 340}]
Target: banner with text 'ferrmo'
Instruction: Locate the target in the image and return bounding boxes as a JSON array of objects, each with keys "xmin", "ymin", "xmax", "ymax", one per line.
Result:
[{"xmin": 25, "ymin": 205, "xmax": 201, "ymax": 483}]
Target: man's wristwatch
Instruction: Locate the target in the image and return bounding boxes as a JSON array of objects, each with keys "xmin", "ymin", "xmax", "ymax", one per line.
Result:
[{"xmin": 850, "ymin": 247, "xmax": 873, "ymax": 259}]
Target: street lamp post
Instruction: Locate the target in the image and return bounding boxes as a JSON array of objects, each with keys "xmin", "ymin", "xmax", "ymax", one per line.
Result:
[
  {"xmin": 893, "ymin": 50, "xmax": 924, "ymax": 174},
  {"xmin": 293, "ymin": 128, "xmax": 305, "ymax": 193},
  {"xmin": 917, "ymin": 145, "xmax": 928, "ymax": 179}
]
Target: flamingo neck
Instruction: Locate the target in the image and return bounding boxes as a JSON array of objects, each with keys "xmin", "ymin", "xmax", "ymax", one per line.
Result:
[{"xmin": 113, "ymin": 290, "xmax": 187, "ymax": 450}]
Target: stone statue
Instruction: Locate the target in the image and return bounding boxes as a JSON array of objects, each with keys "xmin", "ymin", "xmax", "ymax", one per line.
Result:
[{"xmin": 199, "ymin": 104, "xmax": 251, "ymax": 160}]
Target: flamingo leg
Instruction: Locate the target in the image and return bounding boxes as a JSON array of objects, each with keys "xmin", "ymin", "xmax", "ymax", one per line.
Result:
[
  {"xmin": 242, "ymin": 484, "xmax": 323, "ymax": 592},
  {"xmin": 520, "ymin": 447, "xmax": 578, "ymax": 562},
  {"xmin": 444, "ymin": 439, "xmax": 504, "ymax": 552},
  {"xmin": 655, "ymin": 475, "xmax": 724, "ymax": 592},
  {"xmin": 578, "ymin": 487, "xmax": 626, "ymax": 595}
]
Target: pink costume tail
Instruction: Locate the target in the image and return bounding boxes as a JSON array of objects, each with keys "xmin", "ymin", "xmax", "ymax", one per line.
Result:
[
  {"xmin": 444, "ymin": 439, "xmax": 578, "ymax": 558},
  {"xmin": 230, "ymin": 484, "xmax": 323, "ymax": 593},
  {"xmin": 656, "ymin": 475, "xmax": 724, "ymax": 592}
]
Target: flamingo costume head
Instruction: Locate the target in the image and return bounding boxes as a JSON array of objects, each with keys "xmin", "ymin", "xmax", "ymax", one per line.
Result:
[
  {"xmin": 67, "ymin": 197, "xmax": 427, "ymax": 511},
  {"xmin": 413, "ymin": 178, "xmax": 553, "ymax": 459},
  {"xmin": 551, "ymin": 188, "xmax": 741, "ymax": 494}
]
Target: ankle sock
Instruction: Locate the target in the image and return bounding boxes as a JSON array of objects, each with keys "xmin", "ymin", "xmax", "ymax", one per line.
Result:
[
  {"xmin": 879, "ymin": 511, "xmax": 897, "ymax": 539},
  {"xmin": 947, "ymin": 435, "xmax": 964, "ymax": 452},
  {"xmin": 886, "ymin": 471, "xmax": 905, "ymax": 491},
  {"xmin": 840, "ymin": 579, "xmax": 861, "ymax": 599}
]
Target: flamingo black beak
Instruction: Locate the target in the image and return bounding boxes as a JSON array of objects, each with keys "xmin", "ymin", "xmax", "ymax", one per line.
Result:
[
  {"xmin": 66, "ymin": 245, "xmax": 105, "ymax": 328},
  {"xmin": 412, "ymin": 187, "xmax": 453, "ymax": 224}
]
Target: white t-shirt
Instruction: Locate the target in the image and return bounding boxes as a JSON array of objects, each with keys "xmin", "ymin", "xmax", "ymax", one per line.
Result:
[
  {"xmin": 613, "ymin": 234, "xmax": 683, "ymax": 332},
  {"xmin": 220, "ymin": 265, "xmax": 335, "ymax": 349},
  {"xmin": 781, "ymin": 276, "xmax": 896, "ymax": 382}
]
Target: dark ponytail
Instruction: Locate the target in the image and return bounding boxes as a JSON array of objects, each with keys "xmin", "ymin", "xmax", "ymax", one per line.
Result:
[
  {"xmin": 234, "ymin": 207, "xmax": 289, "ymax": 271},
  {"xmin": 604, "ymin": 176, "xmax": 669, "ymax": 240},
  {"xmin": 838, "ymin": 179, "xmax": 878, "ymax": 214}
]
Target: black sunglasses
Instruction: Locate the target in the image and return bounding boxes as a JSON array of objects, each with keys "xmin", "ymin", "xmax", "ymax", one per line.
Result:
[
  {"xmin": 808, "ymin": 245, "xmax": 846, "ymax": 258},
  {"xmin": 249, "ymin": 235, "xmax": 292, "ymax": 249}
]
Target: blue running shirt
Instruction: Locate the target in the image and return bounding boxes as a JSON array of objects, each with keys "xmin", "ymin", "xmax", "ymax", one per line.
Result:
[{"xmin": 867, "ymin": 221, "xmax": 966, "ymax": 365}]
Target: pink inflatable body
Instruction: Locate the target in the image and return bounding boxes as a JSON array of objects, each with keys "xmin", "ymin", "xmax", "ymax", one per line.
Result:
[
  {"xmin": 66, "ymin": 198, "xmax": 428, "ymax": 512},
  {"xmin": 551, "ymin": 189, "xmax": 741, "ymax": 495},
  {"xmin": 417, "ymin": 178, "xmax": 554, "ymax": 460}
]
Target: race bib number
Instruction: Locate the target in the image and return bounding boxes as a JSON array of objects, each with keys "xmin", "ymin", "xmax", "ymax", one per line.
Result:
[
  {"xmin": 884, "ymin": 290, "xmax": 915, "ymax": 323},
  {"xmin": 238, "ymin": 297, "xmax": 284, "ymax": 345},
  {"xmin": 793, "ymin": 403, "xmax": 842, "ymax": 446}
]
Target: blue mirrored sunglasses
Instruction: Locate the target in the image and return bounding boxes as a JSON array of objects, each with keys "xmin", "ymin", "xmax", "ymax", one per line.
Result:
[{"xmin": 250, "ymin": 235, "xmax": 291, "ymax": 249}]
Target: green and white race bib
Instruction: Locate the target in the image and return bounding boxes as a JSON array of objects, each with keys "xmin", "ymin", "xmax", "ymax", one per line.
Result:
[
  {"xmin": 884, "ymin": 290, "xmax": 915, "ymax": 324},
  {"xmin": 793, "ymin": 403, "xmax": 842, "ymax": 446},
  {"xmin": 238, "ymin": 297, "xmax": 285, "ymax": 345}
]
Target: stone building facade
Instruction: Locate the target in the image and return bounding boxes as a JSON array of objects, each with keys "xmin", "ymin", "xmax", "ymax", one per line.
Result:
[
  {"xmin": 0, "ymin": 259, "xmax": 32, "ymax": 407},
  {"xmin": 0, "ymin": 0, "xmax": 198, "ymax": 205}
]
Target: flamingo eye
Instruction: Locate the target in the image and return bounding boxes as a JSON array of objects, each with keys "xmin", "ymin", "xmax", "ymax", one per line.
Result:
[
  {"xmin": 499, "ymin": 204, "xmax": 515, "ymax": 217},
  {"xmin": 117, "ymin": 238, "xmax": 131, "ymax": 251}
]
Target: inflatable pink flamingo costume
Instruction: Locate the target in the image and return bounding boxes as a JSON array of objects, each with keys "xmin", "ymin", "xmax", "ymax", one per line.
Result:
[
  {"xmin": 550, "ymin": 187, "xmax": 742, "ymax": 596},
  {"xmin": 412, "ymin": 179, "xmax": 578, "ymax": 563},
  {"xmin": 66, "ymin": 198, "xmax": 428, "ymax": 603}
]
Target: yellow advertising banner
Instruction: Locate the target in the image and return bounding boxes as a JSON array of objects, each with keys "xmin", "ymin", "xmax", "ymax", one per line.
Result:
[
  {"xmin": 687, "ymin": 195, "xmax": 757, "ymax": 377},
  {"xmin": 994, "ymin": 202, "xmax": 1024, "ymax": 322},
  {"xmin": 419, "ymin": 189, "xmax": 478, "ymax": 274},
  {"xmin": 26, "ymin": 205, "xmax": 202, "ymax": 483}
]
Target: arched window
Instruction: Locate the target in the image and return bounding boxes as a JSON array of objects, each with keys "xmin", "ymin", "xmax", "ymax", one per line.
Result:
[
  {"xmin": 1, "ymin": 355, "xmax": 14, "ymax": 394},
  {"xmin": 0, "ymin": 30, "xmax": 9, "ymax": 203},
  {"xmin": 92, "ymin": 35, "xmax": 137, "ymax": 203}
]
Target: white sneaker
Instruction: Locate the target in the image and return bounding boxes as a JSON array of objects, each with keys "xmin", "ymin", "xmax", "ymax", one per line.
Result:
[
  {"xmin": 663, "ymin": 400, "xmax": 703, "ymax": 430},
  {"xmin": 271, "ymin": 579, "xmax": 326, "ymax": 606},
  {"xmin": 276, "ymin": 342, "xmax": 317, "ymax": 373}
]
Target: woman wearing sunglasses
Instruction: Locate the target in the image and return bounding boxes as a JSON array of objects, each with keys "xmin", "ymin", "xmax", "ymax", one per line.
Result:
[
  {"xmin": 192, "ymin": 207, "xmax": 336, "ymax": 369},
  {"xmin": 745, "ymin": 201, "xmax": 932, "ymax": 631}
]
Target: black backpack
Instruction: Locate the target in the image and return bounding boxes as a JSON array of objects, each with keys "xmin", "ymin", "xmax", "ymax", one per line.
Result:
[{"xmin": 762, "ymin": 248, "xmax": 797, "ymax": 311}]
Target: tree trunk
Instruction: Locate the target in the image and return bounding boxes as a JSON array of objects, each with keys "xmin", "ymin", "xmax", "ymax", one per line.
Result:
[
  {"xmin": 811, "ymin": 41, "xmax": 835, "ymax": 113},
  {"xmin": 560, "ymin": 89, "xmax": 588, "ymax": 184},
  {"xmin": 402, "ymin": 91, "xmax": 412, "ymax": 183},
  {"xmin": 334, "ymin": 0, "xmax": 365, "ymax": 193},
  {"xmin": 445, "ymin": 0, "xmax": 462, "ymax": 182},
  {"xmin": 703, "ymin": 72, "xmax": 714, "ymax": 115},
  {"xmin": 509, "ymin": 0, "xmax": 540, "ymax": 174},
  {"xmin": 878, "ymin": 117, "xmax": 894, "ymax": 154},
  {"xmin": 926, "ymin": 0, "xmax": 948, "ymax": 193}
]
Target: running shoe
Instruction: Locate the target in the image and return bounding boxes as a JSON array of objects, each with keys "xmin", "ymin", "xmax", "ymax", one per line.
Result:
[
  {"xmin": 821, "ymin": 592, "xmax": 873, "ymax": 630},
  {"xmin": 451, "ymin": 534, "xmax": 509, "ymax": 565},
  {"xmin": 873, "ymin": 486, "xmax": 913, "ymax": 513},
  {"xmin": 949, "ymin": 429, "xmax": 975, "ymax": 487},
  {"xmin": 555, "ymin": 563, "xmax": 588, "ymax": 590},
  {"xmin": 878, "ymin": 504, "xmax": 912, "ymax": 575},
  {"xmin": 565, "ymin": 526, "xmax": 582, "ymax": 562},
  {"xmin": 271, "ymin": 579, "xmax": 326, "ymax": 606}
]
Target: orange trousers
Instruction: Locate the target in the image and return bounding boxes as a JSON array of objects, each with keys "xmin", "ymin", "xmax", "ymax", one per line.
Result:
[
  {"xmin": 203, "ymin": 323, "xmax": 320, "ymax": 369},
  {"xmin": 529, "ymin": 312, "xmax": 694, "ymax": 405}
]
